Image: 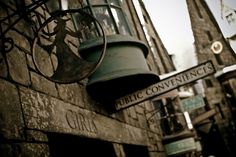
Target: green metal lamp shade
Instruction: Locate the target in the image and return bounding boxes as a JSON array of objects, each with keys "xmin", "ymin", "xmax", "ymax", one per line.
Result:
[{"xmin": 80, "ymin": 35, "xmax": 160, "ymax": 103}]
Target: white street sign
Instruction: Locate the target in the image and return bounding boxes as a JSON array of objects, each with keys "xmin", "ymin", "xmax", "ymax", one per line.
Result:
[{"xmin": 115, "ymin": 61, "xmax": 215, "ymax": 110}]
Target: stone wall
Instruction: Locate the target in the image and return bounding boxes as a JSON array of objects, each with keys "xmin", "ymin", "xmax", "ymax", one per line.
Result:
[{"xmin": 0, "ymin": 0, "xmax": 166, "ymax": 156}]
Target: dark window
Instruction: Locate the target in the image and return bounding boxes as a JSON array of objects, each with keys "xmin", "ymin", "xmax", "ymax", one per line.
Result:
[
  {"xmin": 215, "ymin": 54, "xmax": 224, "ymax": 65},
  {"xmin": 225, "ymin": 12, "xmax": 235, "ymax": 24},
  {"xmin": 206, "ymin": 31, "xmax": 213, "ymax": 41},
  {"xmin": 143, "ymin": 15, "xmax": 148, "ymax": 23},
  {"xmin": 205, "ymin": 79, "xmax": 213, "ymax": 87},
  {"xmin": 193, "ymin": 0, "xmax": 203, "ymax": 18}
]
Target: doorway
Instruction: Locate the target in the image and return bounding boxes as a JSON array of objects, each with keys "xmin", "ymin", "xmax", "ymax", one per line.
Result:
[
  {"xmin": 123, "ymin": 144, "xmax": 149, "ymax": 157},
  {"xmin": 48, "ymin": 133, "xmax": 116, "ymax": 157}
]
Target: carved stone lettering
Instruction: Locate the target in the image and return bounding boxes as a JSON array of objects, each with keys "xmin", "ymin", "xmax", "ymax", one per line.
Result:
[
  {"xmin": 20, "ymin": 87, "xmax": 147, "ymax": 145},
  {"xmin": 66, "ymin": 109, "xmax": 97, "ymax": 134}
]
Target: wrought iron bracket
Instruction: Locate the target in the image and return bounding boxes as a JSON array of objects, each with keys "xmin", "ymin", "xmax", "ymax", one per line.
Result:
[
  {"xmin": 145, "ymin": 96, "xmax": 179, "ymax": 122},
  {"xmin": 0, "ymin": 0, "xmax": 48, "ymax": 54}
]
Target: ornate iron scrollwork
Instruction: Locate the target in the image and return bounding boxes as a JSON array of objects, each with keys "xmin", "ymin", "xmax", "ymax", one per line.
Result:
[{"xmin": 0, "ymin": 0, "xmax": 47, "ymax": 54}]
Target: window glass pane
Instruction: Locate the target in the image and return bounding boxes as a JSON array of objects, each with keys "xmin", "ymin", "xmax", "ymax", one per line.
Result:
[
  {"xmin": 82, "ymin": 0, "xmax": 88, "ymax": 5},
  {"xmin": 68, "ymin": 0, "xmax": 87, "ymax": 9},
  {"xmin": 72, "ymin": 8, "xmax": 100, "ymax": 42},
  {"xmin": 109, "ymin": 0, "xmax": 120, "ymax": 6},
  {"xmin": 89, "ymin": 0, "xmax": 107, "ymax": 5},
  {"xmin": 60, "ymin": 0, "xmax": 68, "ymax": 10},
  {"xmin": 111, "ymin": 8, "xmax": 131, "ymax": 35},
  {"xmin": 94, "ymin": 7, "xmax": 117, "ymax": 35},
  {"xmin": 46, "ymin": 1, "xmax": 60, "ymax": 12}
]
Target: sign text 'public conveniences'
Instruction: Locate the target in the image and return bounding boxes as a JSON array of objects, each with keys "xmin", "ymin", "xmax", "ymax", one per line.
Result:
[{"xmin": 115, "ymin": 61, "xmax": 215, "ymax": 110}]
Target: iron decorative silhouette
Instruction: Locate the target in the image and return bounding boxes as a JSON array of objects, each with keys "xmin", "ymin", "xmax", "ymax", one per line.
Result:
[{"xmin": 32, "ymin": 9, "xmax": 106, "ymax": 83}]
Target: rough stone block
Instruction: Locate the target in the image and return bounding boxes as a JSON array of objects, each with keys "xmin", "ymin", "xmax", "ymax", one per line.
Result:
[
  {"xmin": 0, "ymin": 79, "xmax": 24, "ymax": 140},
  {"xmin": 7, "ymin": 48, "xmax": 30, "ymax": 86},
  {"xmin": 57, "ymin": 83, "xmax": 84, "ymax": 107},
  {"xmin": 30, "ymin": 71, "xmax": 58, "ymax": 97},
  {"xmin": 0, "ymin": 57, "xmax": 8, "ymax": 78},
  {"xmin": 26, "ymin": 130, "xmax": 48, "ymax": 142},
  {"xmin": 0, "ymin": 143, "xmax": 50, "ymax": 157}
]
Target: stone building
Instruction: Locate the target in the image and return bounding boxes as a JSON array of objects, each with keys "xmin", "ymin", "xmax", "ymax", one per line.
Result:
[
  {"xmin": 135, "ymin": 1, "xmax": 200, "ymax": 157},
  {"xmin": 136, "ymin": 0, "xmax": 176, "ymax": 75},
  {"xmin": 186, "ymin": 0, "xmax": 236, "ymax": 156},
  {"xmin": 0, "ymin": 0, "xmax": 179, "ymax": 157}
]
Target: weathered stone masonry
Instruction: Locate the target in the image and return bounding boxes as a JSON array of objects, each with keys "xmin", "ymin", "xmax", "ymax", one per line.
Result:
[{"xmin": 0, "ymin": 1, "xmax": 167, "ymax": 157}]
